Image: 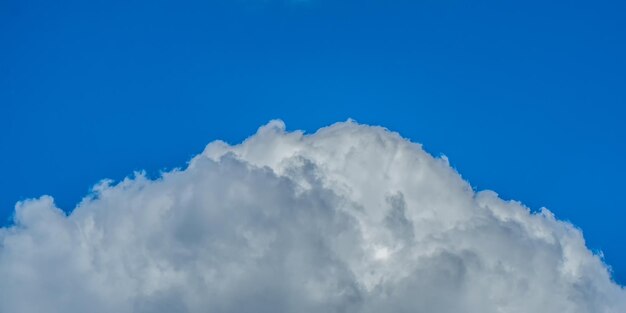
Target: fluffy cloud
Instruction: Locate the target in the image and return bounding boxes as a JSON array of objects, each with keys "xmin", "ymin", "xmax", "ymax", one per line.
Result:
[{"xmin": 1, "ymin": 120, "xmax": 624, "ymax": 313}]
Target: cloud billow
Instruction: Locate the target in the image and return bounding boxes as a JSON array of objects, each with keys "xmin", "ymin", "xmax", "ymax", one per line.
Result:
[{"xmin": 1, "ymin": 120, "xmax": 624, "ymax": 312}]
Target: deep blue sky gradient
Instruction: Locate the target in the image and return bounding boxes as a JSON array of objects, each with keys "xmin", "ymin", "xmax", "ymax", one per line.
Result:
[{"xmin": 1, "ymin": 0, "xmax": 625, "ymax": 283}]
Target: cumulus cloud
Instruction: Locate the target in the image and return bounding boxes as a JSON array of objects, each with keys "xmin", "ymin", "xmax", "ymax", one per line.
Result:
[{"xmin": 1, "ymin": 120, "xmax": 624, "ymax": 313}]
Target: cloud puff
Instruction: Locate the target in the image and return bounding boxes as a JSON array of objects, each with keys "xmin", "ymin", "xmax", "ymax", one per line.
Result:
[{"xmin": 1, "ymin": 120, "xmax": 624, "ymax": 313}]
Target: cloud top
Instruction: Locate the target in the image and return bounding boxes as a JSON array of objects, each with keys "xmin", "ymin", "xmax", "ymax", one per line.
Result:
[{"xmin": 1, "ymin": 120, "xmax": 624, "ymax": 313}]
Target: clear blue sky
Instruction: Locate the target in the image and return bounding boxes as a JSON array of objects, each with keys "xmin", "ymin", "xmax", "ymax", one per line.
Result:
[{"xmin": 1, "ymin": 0, "xmax": 625, "ymax": 283}]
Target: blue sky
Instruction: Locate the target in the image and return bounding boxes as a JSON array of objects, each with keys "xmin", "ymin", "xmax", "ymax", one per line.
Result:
[{"xmin": 1, "ymin": 0, "xmax": 625, "ymax": 284}]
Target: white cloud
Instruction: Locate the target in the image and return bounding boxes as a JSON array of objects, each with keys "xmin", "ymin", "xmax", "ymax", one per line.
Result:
[{"xmin": 1, "ymin": 120, "xmax": 624, "ymax": 313}]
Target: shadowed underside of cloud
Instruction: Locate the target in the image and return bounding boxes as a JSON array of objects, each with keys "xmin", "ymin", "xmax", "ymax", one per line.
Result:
[{"xmin": 1, "ymin": 120, "xmax": 624, "ymax": 313}]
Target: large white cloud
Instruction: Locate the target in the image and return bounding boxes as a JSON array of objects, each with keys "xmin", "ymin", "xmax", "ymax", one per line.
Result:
[{"xmin": 1, "ymin": 120, "xmax": 624, "ymax": 313}]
